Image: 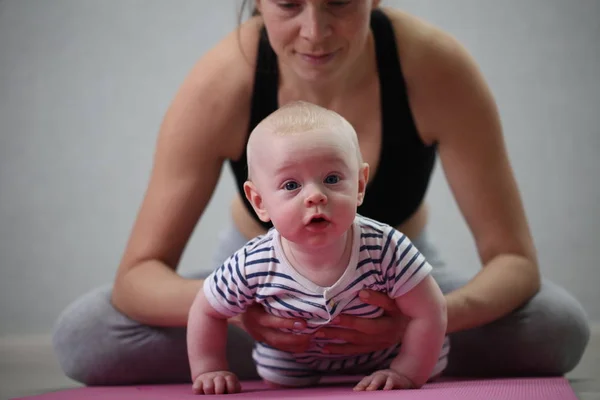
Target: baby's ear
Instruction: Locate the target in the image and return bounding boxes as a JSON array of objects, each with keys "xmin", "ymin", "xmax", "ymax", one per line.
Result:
[
  {"xmin": 243, "ymin": 181, "xmax": 271, "ymax": 222},
  {"xmin": 357, "ymin": 162, "xmax": 370, "ymax": 206}
]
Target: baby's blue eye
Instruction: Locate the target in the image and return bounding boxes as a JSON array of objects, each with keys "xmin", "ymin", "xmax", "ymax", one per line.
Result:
[
  {"xmin": 324, "ymin": 175, "xmax": 340, "ymax": 184},
  {"xmin": 284, "ymin": 181, "xmax": 300, "ymax": 191}
]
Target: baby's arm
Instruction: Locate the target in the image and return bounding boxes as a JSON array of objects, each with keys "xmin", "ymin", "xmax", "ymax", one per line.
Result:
[
  {"xmin": 187, "ymin": 287, "xmax": 241, "ymax": 395},
  {"xmin": 388, "ymin": 275, "xmax": 447, "ymax": 387},
  {"xmin": 354, "ymin": 275, "xmax": 446, "ymax": 391}
]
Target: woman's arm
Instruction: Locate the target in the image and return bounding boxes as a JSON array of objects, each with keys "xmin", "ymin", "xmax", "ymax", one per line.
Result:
[
  {"xmin": 111, "ymin": 21, "xmax": 261, "ymax": 327},
  {"xmin": 405, "ymin": 20, "xmax": 540, "ymax": 333}
]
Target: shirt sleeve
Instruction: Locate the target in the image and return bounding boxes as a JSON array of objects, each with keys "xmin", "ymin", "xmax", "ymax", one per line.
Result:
[
  {"xmin": 382, "ymin": 228, "xmax": 433, "ymax": 298},
  {"xmin": 203, "ymin": 248, "xmax": 256, "ymax": 318}
]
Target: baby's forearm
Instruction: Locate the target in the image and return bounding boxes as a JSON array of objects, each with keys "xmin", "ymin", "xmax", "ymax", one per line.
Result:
[
  {"xmin": 187, "ymin": 289, "xmax": 230, "ymax": 380},
  {"xmin": 389, "ymin": 313, "xmax": 446, "ymax": 387}
]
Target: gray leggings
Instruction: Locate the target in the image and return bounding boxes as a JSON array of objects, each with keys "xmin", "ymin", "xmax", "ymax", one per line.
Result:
[{"xmin": 52, "ymin": 221, "xmax": 591, "ymax": 385}]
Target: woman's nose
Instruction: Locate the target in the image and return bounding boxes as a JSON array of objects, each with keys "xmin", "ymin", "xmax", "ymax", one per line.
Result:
[{"xmin": 299, "ymin": 6, "xmax": 332, "ymax": 42}]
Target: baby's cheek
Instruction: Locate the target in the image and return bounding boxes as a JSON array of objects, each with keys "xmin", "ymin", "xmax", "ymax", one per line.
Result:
[
  {"xmin": 268, "ymin": 206, "xmax": 293, "ymax": 228},
  {"xmin": 336, "ymin": 198, "xmax": 360, "ymax": 219}
]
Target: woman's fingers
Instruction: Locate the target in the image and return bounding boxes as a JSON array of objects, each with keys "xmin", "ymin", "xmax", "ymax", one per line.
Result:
[
  {"xmin": 313, "ymin": 296, "xmax": 409, "ymax": 355},
  {"xmin": 322, "ymin": 342, "xmax": 392, "ymax": 355},
  {"xmin": 240, "ymin": 291, "xmax": 407, "ymax": 355},
  {"xmin": 317, "ymin": 323, "xmax": 392, "ymax": 344},
  {"xmin": 240, "ymin": 304, "xmax": 311, "ymax": 352},
  {"xmin": 262, "ymin": 330, "xmax": 312, "ymax": 350},
  {"xmin": 245, "ymin": 304, "xmax": 307, "ymax": 330},
  {"xmin": 359, "ymin": 290, "xmax": 401, "ymax": 315},
  {"xmin": 332, "ymin": 313, "xmax": 396, "ymax": 335}
]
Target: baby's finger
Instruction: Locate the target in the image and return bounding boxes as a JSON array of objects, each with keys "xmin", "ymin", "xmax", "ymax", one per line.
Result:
[
  {"xmin": 367, "ymin": 374, "xmax": 385, "ymax": 391},
  {"xmin": 202, "ymin": 379, "xmax": 215, "ymax": 395},
  {"xmin": 225, "ymin": 375, "xmax": 241, "ymax": 394},
  {"xmin": 353, "ymin": 376, "xmax": 372, "ymax": 391},
  {"xmin": 383, "ymin": 377, "xmax": 395, "ymax": 390},
  {"xmin": 192, "ymin": 380, "xmax": 203, "ymax": 395},
  {"xmin": 213, "ymin": 376, "xmax": 226, "ymax": 395}
]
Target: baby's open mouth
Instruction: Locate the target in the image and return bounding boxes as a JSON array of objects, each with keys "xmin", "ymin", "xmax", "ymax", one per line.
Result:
[{"xmin": 307, "ymin": 216, "xmax": 330, "ymax": 227}]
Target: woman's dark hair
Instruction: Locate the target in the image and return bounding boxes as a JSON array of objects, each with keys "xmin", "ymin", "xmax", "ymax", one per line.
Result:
[
  {"xmin": 237, "ymin": 0, "xmax": 273, "ymax": 71},
  {"xmin": 238, "ymin": 0, "xmax": 261, "ymax": 26}
]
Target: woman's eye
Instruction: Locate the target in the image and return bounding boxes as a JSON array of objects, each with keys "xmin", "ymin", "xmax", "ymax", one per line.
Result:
[
  {"xmin": 328, "ymin": 1, "xmax": 351, "ymax": 7},
  {"xmin": 284, "ymin": 181, "xmax": 300, "ymax": 191},
  {"xmin": 276, "ymin": 1, "xmax": 350, "ymax": 11},
  {"xmin": 277, "ymin": 1, "xmax": 300, "ymax": 10},
  {"xmin": 324, "ymin": 175, "xmax": 340, "ymax": 184}
]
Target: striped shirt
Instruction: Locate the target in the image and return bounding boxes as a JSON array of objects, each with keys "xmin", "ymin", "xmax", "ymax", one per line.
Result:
[{"xmin": 203, "ymin": 215, "xmax": 448, "ymax": 385}]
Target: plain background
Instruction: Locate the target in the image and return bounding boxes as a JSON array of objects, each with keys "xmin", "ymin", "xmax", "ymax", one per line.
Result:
[{"xmin": 0, "ymin": 0, "xmax": 598, "ymax": 338}]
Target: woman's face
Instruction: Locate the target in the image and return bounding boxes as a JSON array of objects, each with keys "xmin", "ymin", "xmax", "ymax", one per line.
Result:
[{"xmin": 256, "ymin": 0, "xmax": 379, "ymax": 83}]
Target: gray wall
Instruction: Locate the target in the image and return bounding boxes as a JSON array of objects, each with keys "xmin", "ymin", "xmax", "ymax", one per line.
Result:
[{"xmin": 0, "ymin": 0, "xmax": 598, "ymax": 337}]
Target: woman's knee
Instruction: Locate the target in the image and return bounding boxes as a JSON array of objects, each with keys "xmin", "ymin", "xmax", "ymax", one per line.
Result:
[
  {"xmin": 450, "ymin": 279, "xmax": 590, "ymax": 376},
  {"xmin": 51, "ymin": 285, "xmax": 192, "ymax": 385},
  {"xmin": 52, "ymin": 285, "xmax": 257, "ymax": 385},
  {"xmin": 522, "ymin": 279, "xmax": 591, "ymax": 374},
  {"xmin": 52, "ymin": 285, "xmax": 123, "ymax": 384}
]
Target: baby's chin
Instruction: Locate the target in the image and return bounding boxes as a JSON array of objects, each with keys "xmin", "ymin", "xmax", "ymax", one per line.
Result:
[{"xmin": 292, "ymin": 231, "xmax": 351, "ymax": 249}]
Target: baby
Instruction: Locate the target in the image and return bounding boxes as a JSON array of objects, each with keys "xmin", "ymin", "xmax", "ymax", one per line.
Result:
[{"xmin": 187, "ymin": 101, "xmax": 448, "ymax": 395}]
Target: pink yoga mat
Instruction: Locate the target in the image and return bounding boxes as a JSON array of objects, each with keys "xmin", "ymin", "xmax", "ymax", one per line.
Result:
[{"xmin": 13, "ymin": 377, "xmax": 577, "ymax": 400}]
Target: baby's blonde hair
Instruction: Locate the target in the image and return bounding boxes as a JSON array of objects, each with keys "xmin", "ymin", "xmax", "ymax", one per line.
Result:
[
  {"xmin": 265, "ymin": 101, "xmax": 353, "ymax": 135},
  {"xmin": 247, "ymin": 101, "xmax": 363, "ymax": 179}
]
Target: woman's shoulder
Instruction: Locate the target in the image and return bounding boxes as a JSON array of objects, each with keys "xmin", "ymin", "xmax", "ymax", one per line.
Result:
[
  {"xmin": 185, "ymin": 16, "xmax": 263, "ymax": 101},
  {"xmin": 380, "ymin": 7, "xmax": 472, "ymax": 82},
  {"xmin": 380, "ymin": 7, "xmax": 491, "ymax": 143},
  {"xmin": 171, "ymin": 17, "xmax": 264, "ymax": 158}
]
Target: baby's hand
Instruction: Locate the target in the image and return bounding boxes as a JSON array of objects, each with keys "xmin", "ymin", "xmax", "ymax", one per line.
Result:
[
  {"xmin": 192, "ymin": 371, "xmax": 241, "ymax": 395},
  {"xmin": 353, "ymin": 369, "xmax": 414, "ymax": 391}
]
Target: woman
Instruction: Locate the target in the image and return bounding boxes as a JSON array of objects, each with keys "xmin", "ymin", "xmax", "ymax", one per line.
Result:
[{"xmin": 52, "ymin": 1, "xmax": 589, "ymax": 385}]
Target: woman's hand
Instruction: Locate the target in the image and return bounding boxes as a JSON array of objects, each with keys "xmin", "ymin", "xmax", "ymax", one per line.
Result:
[
  {"xmin": 317, "ymin": 290, "xmax": 409, "ymax": 355},
  {"xmin": 238, "ymin": 304, "xmax": 313, "ymax": 353},
  {"xmin": 236, "ymin": 290, "xmax": 408, "ymax": 354}
]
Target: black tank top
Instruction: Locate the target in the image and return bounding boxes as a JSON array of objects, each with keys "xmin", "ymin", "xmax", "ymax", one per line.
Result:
[{"xmin": 228, "ymin": 9, "xmax": 437, "ymax": 230}]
